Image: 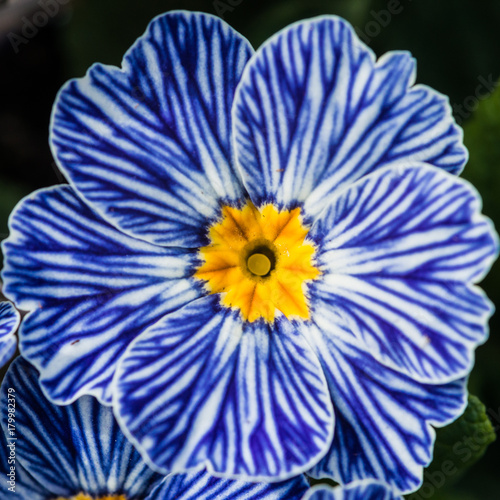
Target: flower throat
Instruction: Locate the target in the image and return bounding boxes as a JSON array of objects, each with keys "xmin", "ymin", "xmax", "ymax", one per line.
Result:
[{"xmin": 195, "ymin": 201, "xmax": 319, "ymax": 322}]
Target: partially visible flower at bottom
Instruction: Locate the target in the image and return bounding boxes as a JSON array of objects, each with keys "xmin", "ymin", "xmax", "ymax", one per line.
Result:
[
  {"xmin": 0, "ymin": 357, "xmax": 309, "ymax": 500},
  {"xmin": 0, "ymin": 357, "xmax": 408, "ymax": 500},
  {"xmin": 0, "ymin": 357, "xmax": 161, "ymax": 499},
  {"xmin": 0, "ymin": 302, "xmax": 19, "ymax": 369},
  {"xmin": 304, "ymin": 481, "xmax": 402, "ymax": 500}
]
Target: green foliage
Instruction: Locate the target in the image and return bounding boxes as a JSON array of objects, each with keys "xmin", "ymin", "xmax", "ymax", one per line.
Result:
[
  {"xmin": 460, "ymin": 79, "xmax": 500, "ymax": 426},
  {"xmin": 462, "ymin": 78, "xmax": 500, "ymax": 224}
]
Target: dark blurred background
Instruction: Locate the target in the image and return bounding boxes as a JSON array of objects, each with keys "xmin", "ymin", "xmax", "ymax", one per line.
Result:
[{"xmin": 1, "ymin": 1, "xmax": 500, "ymax": 498}]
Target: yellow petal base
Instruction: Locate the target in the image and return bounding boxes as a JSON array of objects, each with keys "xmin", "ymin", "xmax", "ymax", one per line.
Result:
[
  {"xmin": 195, "ymin": 202, "xmax": 319, "ymax": 322},
  {"xmin": 54, "ymin": 494, "xmax": 126, "ymax": 500}
]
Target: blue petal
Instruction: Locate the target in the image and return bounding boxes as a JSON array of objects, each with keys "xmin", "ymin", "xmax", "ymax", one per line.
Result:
[
  {"xmin": 51, "ymin": 11, "xmax": 253, "ymax": 247},
  {"xmin": 304, "ymin": 480, "xmax": 403, "ymax": 500},
  {"xmin": 305, "ymin": 327, "xmax": 466, "ymax": 493},
  {"xmin": 0, "ymin": 414, "xmax": 49, "ymax": 500},
  {"xmin": 0, "ymin": 336, "xmax": 16, "ymax": 371},
  {"xmin": 232, "ymin": 16, "xmax": 467, "ymax": 217},
  {"xmin": 1, "ymin": 186, "xmax": 202, "ymax": 404},
  {"xmin": 309, "ymin": 163, "xmax": 497, "ymax": 383},
  {"xmin": 0, "ymin": 357, "xmax": 163, "ymax": 498},
  {"xmin": 146, "ymin": 470, "xmax": 309, "ymax": 500},
  {"xmin": 115, "ymin": 295, "xmax": 333, "ymax": 480},
  {"xmin": 0, "ymin": 302, "xmax": 19, "ymax": 368}
]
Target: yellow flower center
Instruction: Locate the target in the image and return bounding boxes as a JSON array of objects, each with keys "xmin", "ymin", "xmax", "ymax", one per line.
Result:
[
  {"xmin": 54, "ymin": 494, "xmax": 126, "ymax": 500},
  {"xmin": 195, "ymin": 202, "xmax": 319, "ymax": 322}
]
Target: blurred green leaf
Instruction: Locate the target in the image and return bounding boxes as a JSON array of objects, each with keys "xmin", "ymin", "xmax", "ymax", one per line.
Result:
[
  {"xmin": 406, "ymin": 395, "xmax": 496, "ymax": 500},
  {"xmin": 462, "ymin": 78, "xmax": 500, "ymax": 221},
  {"xmin": 459, "ymin": 79, "xmax": 500, "ymax": 417}
]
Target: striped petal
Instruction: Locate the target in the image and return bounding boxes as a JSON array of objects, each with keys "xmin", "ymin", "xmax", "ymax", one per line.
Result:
[
  {"xmin": 51, "ymin": 11, "xmax": 252, "ymax": 247},
  {"xmin": 305, "ymin": 323, "xmax": 467, "ymax": 493},
  {"xmin": 115, "ymin": 295, "xmax": 333, "ymax": 480},
  {"xmin": 0, "ymin": 302, "xmax": 19, "ymax": 369},
  {"xmin": 0, "ymin": 416, "xmax": 49, "ymax": 500},
  {"xmin": 232, "ymin": 16, "xmax": 466, "ymax": 217},
  {"xmin": 0, "ymin": 357, "xmax": 163, "ymax": 498},
  {"xmin": 146, "ymin": 470, "xmax": 309, "ymax": 500},
  {"xmin": 309, "ymin": 163, "xmax": 497, "ymax": 383},
  {"xmin": 304, "ymin": 480, "xmax": 403, "ymax": 500},
  {"xmin": 1, "ymin": 186, "xmax": 202, "ymax": 404}
]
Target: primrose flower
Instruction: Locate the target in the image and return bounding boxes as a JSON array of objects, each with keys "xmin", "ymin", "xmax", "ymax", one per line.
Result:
[
  {"xmin": 2, "ymin": 10, "xmax": 497, "ymax": 493},
  {"xmin": 0, "ymin": 357, "xmax": 309, "ymax": 500},
  {"xmin": 0, "ymin": 302, "xmax": 19, "ymax": 369}
]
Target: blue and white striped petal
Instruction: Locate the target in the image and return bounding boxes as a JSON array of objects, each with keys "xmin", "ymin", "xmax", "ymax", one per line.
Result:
[
  {"xmin": 232, "ymin": 16, "xmax": 466, "ymax": 217},
  {"xmin": 0, "ymin": 357, "xmax": 163, "ymax": 499},
  {"xmin": 51, "ymin": 11, "xmax": 253, "ymax": 247},
  {"xmin": 305, "ymin": 327, "xmax": 467, "ymax": 493},
  {"xmin": 0, "ymin": 416, "xmax": 50, "ymax": 500},
  {"xmin": 147, "ymin": 470, "xmax": 309, "ymax": 500},
  {"xmin": 1, "ymin": 186, "xmax": 202, "ymax": 404},
  {"xmin": 308, "ymin": 163, "xmax": 497, "ymax": 383},
  {"xmin": 303, "ymin": 480, "xmax": 403, "ymax": 500},
  {"xmin": 0, "ymin": 302, "xmax": 19, "ymax": 368},
  {"xmin": 115, "ymin": 295, "xmax": 333, "ymax": 481}
]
